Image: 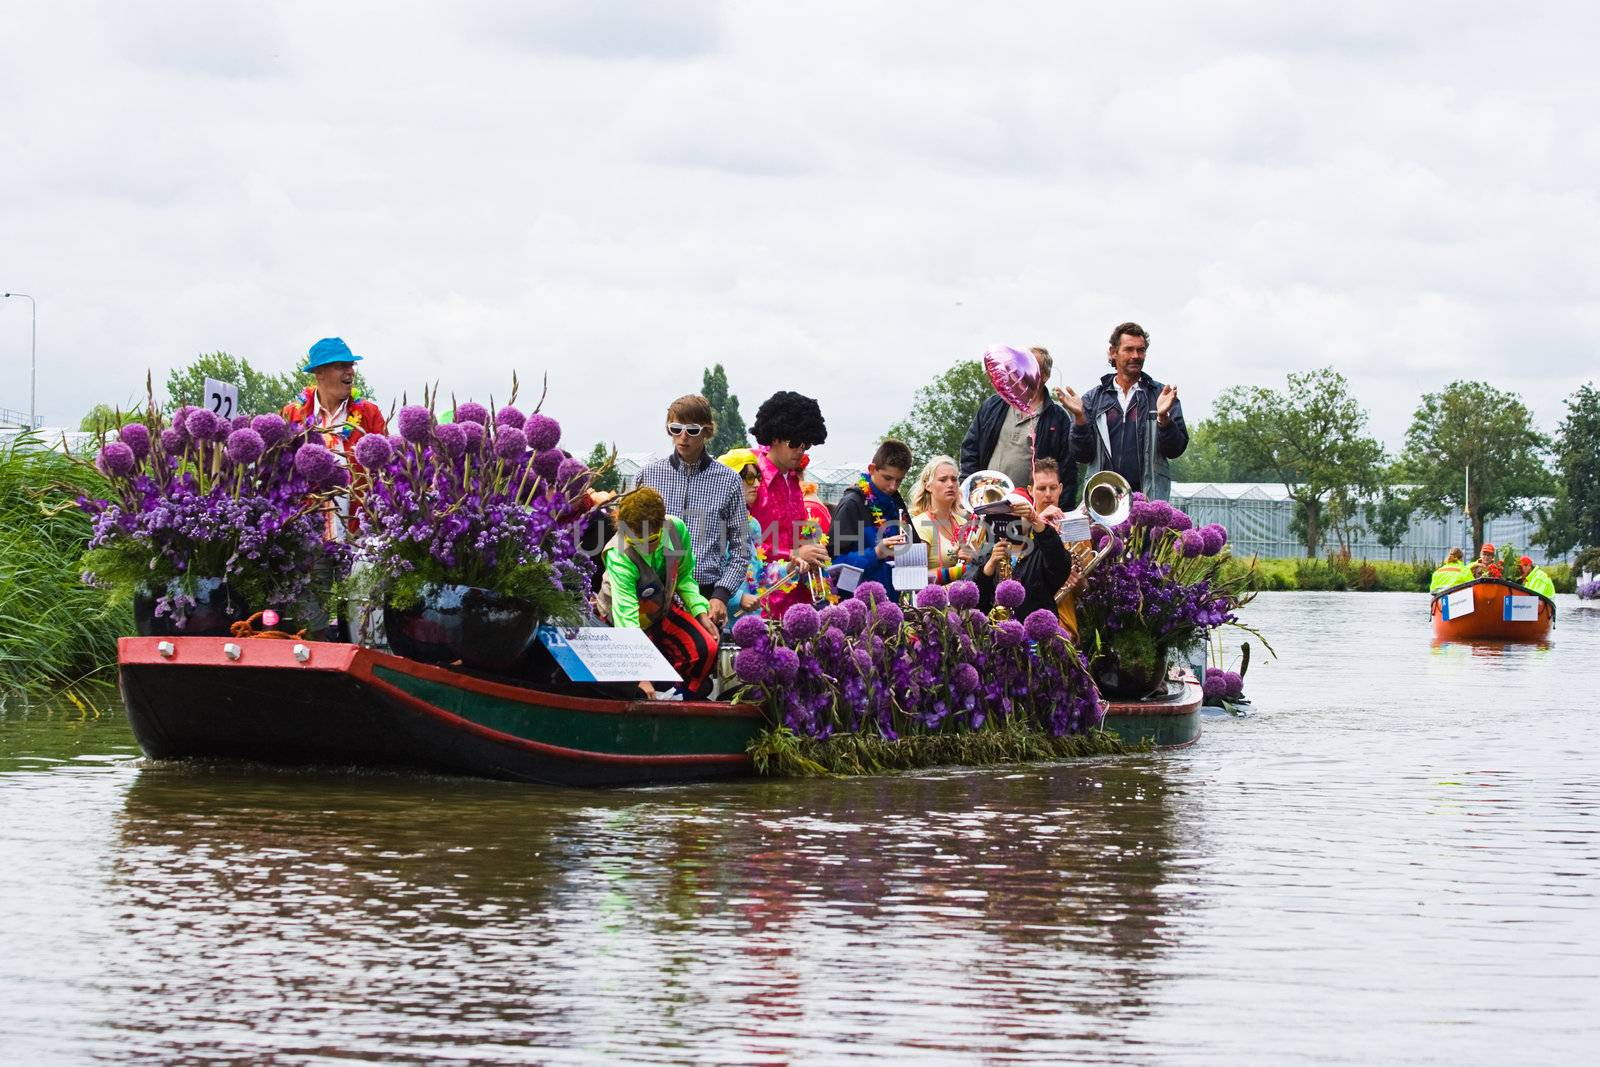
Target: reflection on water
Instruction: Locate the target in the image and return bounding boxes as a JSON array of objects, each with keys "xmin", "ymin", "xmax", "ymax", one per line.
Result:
[{"xmin": 1, "ymin": 593, "xmax": 1598, "ymax": 1062}]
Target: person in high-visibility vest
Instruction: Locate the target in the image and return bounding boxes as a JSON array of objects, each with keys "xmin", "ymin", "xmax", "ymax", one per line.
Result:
[
  {"xmin": 1517, "ymin": 555, "xmax": 1557, "ymax": 599},
  {"xmin": 1429, "ymin": 547, "xmax": 1473, "ymax": 592}
]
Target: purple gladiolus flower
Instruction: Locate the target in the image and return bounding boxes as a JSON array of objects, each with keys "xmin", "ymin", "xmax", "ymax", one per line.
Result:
[
  {"xmin": 915, "ymin": 585, "xmax": 948, "ymax": 609},
  {"xmin": 995, "ymin": 578, "xmax": 1026, "ymax": 610},
  {"xmin": 293, "ymin": 443, "xmax": 339, "ymax": 485},
  {"xmin": 396, "ymin": 405, "xmax": 434, "ymax": 444},
  {"xmin": 454, "ymin": 401, "xmax": 489, "ymax": 425},
  {"xmin": 733, "ymin": 646, "xmax": 774, "ymax": 683},
  {"xmin": 947, "ymin": 579, "xmax": 980, "ymax": 611},
  {"xmin": 494, "ymin": 426, "xmax": 528, "ymax": 459},
  {"xmin": 494, "ymin": 405, "xmax": 525, "ymax": 430},
  {"xmin": 854, "ymin": 580, "xmax": 888, "ymax": 605},
  {"xmin": 731, "ymin": 614, "xmax": 768, "ymax": 647},
  {"xmin": 353, "ymin": 432, "xmax": 394, "ymax": 470},
  {"xmin": 524, "ymin": 413, "xmax": 561, "ymax": 451},
  {"xmin": 434, "ymin": 422, "xmax": 468, "ymax": 457},
  {"xmin": 771, "ymin": 646, "xmax": 800, "ymax": 684},
  {"xmin": 95, "ymin": 442, "xmax": 137, "ymax": 478},
  {"xmin": 1179, "ymin": 529, "xmax": 1205, "ymax": 558},
  {"xmin": 117, "ymin": 422, "xmax": 151, "ymax": 461},
  {"xmin": 183, "ymin": 408, "xmax": 224, "ymax": 442},
  {"xmin": 953, "ymin": 663, "xmax": 980, "ymax": 695},
  {"xmin": 781, "ymin": 602, "xmax": 821, "ymax": 641},
  {"xmin": 1023, "ymin": 609, "xmax": 1061, "ymax": 642},
  {"xmin": 251, "ymin": 413, "xmax": 289, "ymax": 446},
  {"xmin": 224, "ymin": 428, "xmax": 265, "ymax": 465}
]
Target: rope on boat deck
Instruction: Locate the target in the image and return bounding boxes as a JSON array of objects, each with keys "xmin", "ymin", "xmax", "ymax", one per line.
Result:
[{"xmin": 229, "ymin": 610, "xmax": 308, "ymax": 641}]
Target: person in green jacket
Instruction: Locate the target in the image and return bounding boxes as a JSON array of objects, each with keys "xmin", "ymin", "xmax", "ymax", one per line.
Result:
[
  {"xmin": 1517, "ymin": 555, "xmax": 1557, "ymax": 599},
  {"xmin": 598, "ymin": 486, "xmax": 720, "ymax": 699},
  {"xmin": 1429, "ymin": 547, "xmax": 1473, "ymax": 593}
]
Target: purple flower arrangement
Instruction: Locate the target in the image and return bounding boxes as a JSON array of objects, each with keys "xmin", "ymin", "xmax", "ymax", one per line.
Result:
[
  {"xmin": 77, "ymin": 406, "xmax": 351, "ymax": 626},
  {"xmin": 1074, "ymin": 493, "xmax": 1255, "ymax": 684},
  {"xmin": 353, "ymin": 399, "xmax": 595, "ymax": 621},
  {"xmin": 1577, "ymin": 578, "xmax": 1599, "ymax": 600},
  {"xmin": 732, "ymin": 578, "xmax": 1105, "ymax": 745}
]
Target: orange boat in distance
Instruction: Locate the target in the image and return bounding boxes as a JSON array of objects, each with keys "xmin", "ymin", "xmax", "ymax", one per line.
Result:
[{"xmin": 1431, "ymin": 577, "xmax": 1554, "ymax": 641}]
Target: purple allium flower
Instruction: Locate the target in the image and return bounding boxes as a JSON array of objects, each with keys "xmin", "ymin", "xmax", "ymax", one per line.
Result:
[
  {"xmin": 873, "ymin": 600, "xmax": 904, "ymax": 631},
  {"xmin": 1170, "ymin": 508, "xmax": 1194, "ymax": 532},
  {"xmin": 524, "ymin": 448, "xmax": 558, "ymax": 481},
  {"xmin": 453, "ymin": 401, "xmax": 489, "ymax": 425},
  {"xmin": 915, "ymin": 585, "xmax": 948, "ymax": 609},
  {"xmin": 1201, "ymin": 524, "xmax": 1228, "ymax": 555},
  {"xmin": 953, "ymin": 663, "xmax": 980, "ymax": 695},
  {"xmin": 995, "ymin": 619, "xmax": 1026, "ymax": 648},
  {"xmin": 1222, "ymin": 670, "xmax": 1244, "ymax": 699},
  {"xmin": 556, "ymin": 456, "xmax": 588, "ymax": 488},
  {"xmin": 396, "ymin": 405, "xmax": 434, "ymax": 444},
  {"xmin": 461, "ymin": 421, "xmax": 485, "ymax": 452},
  {"xmin": 771, "ymin": 646, "xmax": 801, "ymax": 684},
  {"xmin": 524, "ymin": 413, "xmax": 561, "ymax": 452},
  {"xmin": 231, "ymin": 414, "xmax": 253, "ymax": 431},
  {"xmin": 841, "ymin": 597, "xmax": 868, "ymax": 634},
  {"xmin": 494, "ymin": 405, "xmax": 525, "ymax": 430},
  {"xmin": 854, "ymin": 580, "xmax": 888, "ymax": 605},
  {"xmin": 1146, "ymin": 500, "xmax": 1176, "ymax": 529},
  {"xmin": 1179, "ymin": 529, "xmax": 1206, "ymax": 558},
  {"xmin": 170, "ymin": 405, "xmax": 199, "ymax": 433},
  {"xmin": 353, "ymin": 432, "xmax": 394, "ymax": 470},
  {"xmin": 946, "ymin": 579, "xmax": 980, "ymax": 611},
  {"xmin": 731, "ymin": 613, "xmax": 768, "ymax": 647},
  {"xmin": 494, "ymin": 426, "xmax": 528, "ymax": 459},
  {"xmin": 95, "ymin": 441, "xmax": 137, "ymax": 478},
  {"xmin": 183, "ymin": 407, "xmax": 224, "ymax": 442},
  {"xmin": 117, "ymin": 422, "xmax": 151, "ymax": 461},
  {"xmin": 1203, "ymin": 669, "xmax": 1227, "ymax": 700},
  {"xmin": 434, "ymin": 422, "xmax": 468, "ymax": 457},
  {"xmin": 733, "ymin": 646, "xmax": 774, "ymax": 683},
  {"xmin": 995, "ymin": 578, "xmax": 1026, "ymax": 610},
  {"xmin": 251, "ymin": 413, "xmax": 289, "ymax": 446},
  {"xmin": 1023, "ymin": 609, "xmax": 1061, "ymax": 643},
  {"xmin": 293, "ymin": 443, "xmax": 339, "ymax": 485},
  {"xmin": 159, "ymin": 428, "xmax": 183, "ymax": 453},
  {"xmin": 819, "ymin": 604, "xmax": 844, "ymax": 630},
  {"xmin": 224, "ymin": 428, "xmax": 265, "ymax": 465},
  {"xmin": 781, "ymin": 602, "xmax": 821, "ymax": 641}
]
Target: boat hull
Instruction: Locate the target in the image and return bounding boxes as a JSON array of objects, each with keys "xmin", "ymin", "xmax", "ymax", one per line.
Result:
[
  {"xmin": 117, "ymin": 637, "xmax": 762, "ymax": 787},
  {"xmin": 1101, "ymin": 671, "xmax": 1203, "ymax": 749},
  {"xmin": 1430, "ymin": 578, "xmax": 1554, "ymax": 641}
]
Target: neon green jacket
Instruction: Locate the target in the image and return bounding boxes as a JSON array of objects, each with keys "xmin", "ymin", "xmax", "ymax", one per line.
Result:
[
  {"xmin": 601, "ymin": 516, "xmax": 708, "ymax": 628},
  {"xmin": 1429, "ymin": 562, "xmax": 1472, "ymax": 593},
  {"xmin": 1521, "ymin": 566, "xmax": 1556, "ymax": 599}
]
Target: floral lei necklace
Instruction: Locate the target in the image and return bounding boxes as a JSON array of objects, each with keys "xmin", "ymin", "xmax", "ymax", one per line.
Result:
[{"xmin": 854, "ymin": 472, "xmax": 888, "ymax": 528}]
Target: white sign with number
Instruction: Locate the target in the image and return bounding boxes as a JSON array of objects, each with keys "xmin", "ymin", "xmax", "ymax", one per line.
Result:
[{"xmin": 203, "ymin": 377, "xmax": 240, "ymax": 420}]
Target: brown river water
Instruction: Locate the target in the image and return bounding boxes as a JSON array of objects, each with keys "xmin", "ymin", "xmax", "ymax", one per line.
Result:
[{"xmin": 2, "ymin": 592, "xmax": 1597, "ymax": 1064}]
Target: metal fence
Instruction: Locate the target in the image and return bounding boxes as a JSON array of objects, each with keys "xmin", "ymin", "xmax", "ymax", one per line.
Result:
[{"xmin": 0, "ymin": 406, "xmax": 42, "ymax": 429}]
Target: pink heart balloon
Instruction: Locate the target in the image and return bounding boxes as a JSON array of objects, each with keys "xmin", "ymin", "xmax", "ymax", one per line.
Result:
[{"xmin": 982, "ymin": 344, "xmax": 1039, "ymax": 413}]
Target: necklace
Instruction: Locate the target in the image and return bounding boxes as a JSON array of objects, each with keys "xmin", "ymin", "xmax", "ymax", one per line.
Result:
[{"xmin": 854, "ymin": 472, "xmax": 887, "ymax": 528}]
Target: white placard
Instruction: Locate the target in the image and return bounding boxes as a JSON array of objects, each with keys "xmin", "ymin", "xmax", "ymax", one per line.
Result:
[
  {"xmin": 832, "ymin": 563, "xmax": 863, "ymax": 593},
  {"xmin": 1058, "ymin": 515, "xmax": 1092, "ymax": 544},
  {"xmin": 892, "ymin": 542, "xmax": 929, "ymax": 591},
  {"xmin": 1443, "ymin": 588, "xmax": 1475, "ymax": 620},
  {"xmin": 1503, "ymin": 597, "xmax": 1541, "ymax": 622},
  {"xmin": 537, "ymin": 626, "xmax": 681, "ymax": 682},
  {"xmin": 203, "ymin": 377, "xmax": 241, "ymax": 419}
]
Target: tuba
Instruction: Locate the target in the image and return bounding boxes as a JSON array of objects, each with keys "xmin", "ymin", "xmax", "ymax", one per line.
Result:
[{"xmin": 1061, "ymin": 470, "xmax": 1131, "ymax": 586}]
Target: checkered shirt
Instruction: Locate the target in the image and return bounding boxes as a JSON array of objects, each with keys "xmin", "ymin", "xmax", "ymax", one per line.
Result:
[{"xmin": 635, "ymin": 453, "xmax": 751, "ymax": 602}]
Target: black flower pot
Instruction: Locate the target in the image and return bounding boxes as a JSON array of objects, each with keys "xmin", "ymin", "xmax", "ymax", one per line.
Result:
[
  {"xmin": 384, "ymin": 583, "xmax": 542, "ymax": 671},
  {"xmin": 133, "ymin": 578, "xmax": 250, "ymax": 637},
  {"xmin": 1090, "ymin": 643, "xmax": 1170, "ymax": 700}
]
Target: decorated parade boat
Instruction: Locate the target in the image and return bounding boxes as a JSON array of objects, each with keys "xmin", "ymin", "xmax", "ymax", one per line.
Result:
[{"xmin": 1431, "ymin": 577, "xmax": 1555, "ymax": 642}]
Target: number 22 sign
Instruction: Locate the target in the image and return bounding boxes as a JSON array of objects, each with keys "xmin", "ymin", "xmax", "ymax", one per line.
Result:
[{"xmin": 203, "ymin": 377, "xmax": 240, "ymax": 419}]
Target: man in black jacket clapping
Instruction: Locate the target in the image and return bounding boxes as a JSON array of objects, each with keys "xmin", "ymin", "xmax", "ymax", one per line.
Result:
[{"xmin": 1058, "ymin": 322, "xmax": 1188, "ymax": 501}]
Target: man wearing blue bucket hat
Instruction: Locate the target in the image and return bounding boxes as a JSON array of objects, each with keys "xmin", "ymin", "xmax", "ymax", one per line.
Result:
[{"xmin": 281, "ymin": 337, "xmax": 388, "ymax": 533}]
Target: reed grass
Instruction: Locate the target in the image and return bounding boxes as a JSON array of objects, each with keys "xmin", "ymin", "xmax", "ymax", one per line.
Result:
[
  {"xmin": 0, "ymin": 434, "xmax": 129, "ymax": 690},
  {"xmin": 748, "ymin": 723, "xmax": 1146, "ymax": 778}
]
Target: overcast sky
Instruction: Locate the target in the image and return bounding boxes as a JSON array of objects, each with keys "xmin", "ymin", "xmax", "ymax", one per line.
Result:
[{"xmin": 2, "ymin": 1, "xmax": 1596, "ymax": 465}]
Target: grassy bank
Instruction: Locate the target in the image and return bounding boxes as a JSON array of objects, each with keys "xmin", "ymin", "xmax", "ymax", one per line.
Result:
[
  {"xmin": 1221, "ymin": 554, "xmax": 1579, "ymax": 594},
  {"xmin": 0, "ymin": 435, "xmax": 129, "ymax": 690}
]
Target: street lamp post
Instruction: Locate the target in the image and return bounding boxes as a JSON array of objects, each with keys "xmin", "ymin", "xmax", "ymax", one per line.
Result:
[{"xmin": 2, "ymin": 292, "xmax": 36, "ymax": 429}]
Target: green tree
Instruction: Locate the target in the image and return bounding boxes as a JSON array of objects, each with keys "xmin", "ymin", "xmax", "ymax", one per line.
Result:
[
  {"xmin": 1399, "ymin": 380, "xmax": 1552, "ymax": 551},
  {"xmin": 165, "ymin": 352, "xmax": 302, "ymax": 416},
  {"xmin": 700, "ymin": 364, "xmax": 748, "ymax": 457},
  {"xmin": 584, "ymin": 441, "xmax": 620, "ymax": 493},
  {"xmin": 1364, "ymin": 478, "xmax": 1413, "ymax": 560},
  {"xmin": 78, "ymin": 403, "xmax": 141, "ymax": 434},
  {"xmin": 1211, "ymin": 368, "xmax": 1385, "ymax": 557},
  {"xmin": 886, "ymin": 359, "xmax": 992, "ymax": 466},
  {"xmin": 1167, "ymin": 418, "xmax": 1275, "ymax": 483},
  {"xmin": 1536, "ymin": 381, "xmax": 1600, "ymax": 555}
]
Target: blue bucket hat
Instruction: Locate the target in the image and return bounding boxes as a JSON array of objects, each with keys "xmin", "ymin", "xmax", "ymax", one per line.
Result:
[{"xmin": 303, "ymin": 336, "xmax": 363, "ymax": 372}]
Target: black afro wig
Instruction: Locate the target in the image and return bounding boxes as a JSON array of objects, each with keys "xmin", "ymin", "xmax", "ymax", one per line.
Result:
[{"xmin": 750, "ymin": 390, "xmax": 827, "ymax": 447}]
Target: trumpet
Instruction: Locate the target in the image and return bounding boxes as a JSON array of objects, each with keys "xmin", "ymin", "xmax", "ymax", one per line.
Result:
[{"xmin": 1062, "ymin": 470, "xmax": 1131, "ymax": 586}]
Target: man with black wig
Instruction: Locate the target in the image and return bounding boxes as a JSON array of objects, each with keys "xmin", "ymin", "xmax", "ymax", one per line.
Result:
[{"xmin": 748, "ymin": 391, "xmax": 830, "ymax": 618}]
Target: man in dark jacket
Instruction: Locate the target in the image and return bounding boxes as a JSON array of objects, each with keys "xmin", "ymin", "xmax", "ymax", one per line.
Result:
[
  {"xmin": 959, "ymin": 346, "xmax": 1079, "ymax": 503},
  {"xmin": 831, "ymin": 438, "xmax": 921, "ymax": 590},
  {"xmin": 1060, "ymin": 322, "xmax": 1188, "ymax": 501}
]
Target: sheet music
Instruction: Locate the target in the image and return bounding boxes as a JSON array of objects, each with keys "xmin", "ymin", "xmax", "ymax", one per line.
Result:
[{"xmin": 892, "ymin": 542, "xmax": 929, "ymax": 590}]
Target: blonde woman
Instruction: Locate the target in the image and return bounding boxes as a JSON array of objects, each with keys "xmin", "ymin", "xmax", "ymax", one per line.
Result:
[{"xmin": 909, "ymin": 455, "xmax": 976, "ymax": 585}]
